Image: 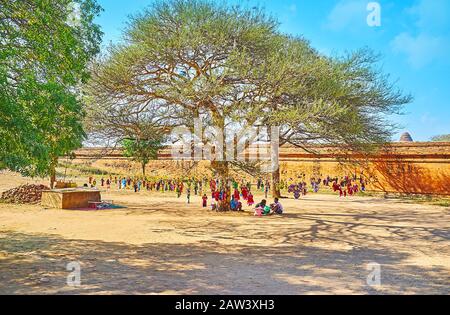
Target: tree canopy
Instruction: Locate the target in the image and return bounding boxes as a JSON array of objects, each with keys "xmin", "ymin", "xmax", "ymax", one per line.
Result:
[
  {"xmin": 0, "ymin": 0, "xmax": 103, "ymax": 183},
  {"xmin": 86, "ymin": 0, "xmax": 412, "ymax": 198},
  {"xmin": 122, "ymin": 138, "xmax": 165, "ymax": 176}
]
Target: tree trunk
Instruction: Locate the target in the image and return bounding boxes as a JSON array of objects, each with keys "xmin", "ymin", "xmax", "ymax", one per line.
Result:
[
  {"xmin": 272, "ymin": 167, "xmax": 281, "ymax": 198},
  {"xmin": 142, "ymin": 162, "xmax": 146, "ymax": 177},
  {"xmin": 270, "ymin": 126, "xmax": 281, "ymax": 198},
  {"xmin": 210, "ymin": 111, "xmax": 231, "ymax": 211},
  {"xmin": 49, "ymin": 156, "xmax": 58, "ymax": 189},
  {"xmin": 50, "ymin": 170, "xmax": 56, "ymax": 189},
  {"xmin": 211, "ymin": 160, "xmax": 230, "ymax": 211}
]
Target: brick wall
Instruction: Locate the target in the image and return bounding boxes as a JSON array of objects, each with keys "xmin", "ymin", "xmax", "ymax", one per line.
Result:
[{"xmin": 72, "ymin": 142, "xmax": 450, "ymax": 195}]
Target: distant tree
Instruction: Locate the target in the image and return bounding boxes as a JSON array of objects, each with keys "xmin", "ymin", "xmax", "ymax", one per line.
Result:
[
  {"xmin": 122, "ymin": 138, "xmax": 164, "ymax": 176},
  {"xmin": 0, "ymin": 0, "xmax": 103, "ymax": 188},
  {"xmin": 431, "ymin": 134, "xmax": 450, "ymax": 142},
  {"xmin": 83, "ymin": 87, "xmax": 172, "ymax": 174}
]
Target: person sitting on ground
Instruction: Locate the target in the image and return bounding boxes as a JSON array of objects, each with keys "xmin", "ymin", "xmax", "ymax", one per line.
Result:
[
  {"xmin": 255, "ymin": 199, "xmax": 267, "ymax": 209},
  {"xmin": 254, "ymin": 199, "xmax": 267, "ymax": 216},
  {"xmin": 270, "ymin": 198, "xmax": 284, "ymax": 215},
  {"xmin": 263, "ymin": 205, "xmax": 271, "ymax": 215},
  {"xmin": 228, "ymin": 197, "xmax": 243, "ymax": 211},
  {"xmin": 211, "ymin": 199, "xmax": 217, "ymax": 211},
  {"xmin": 230, "ymin": 196, "xmax": 238, "ymax": 211},
  {"xmin": 236, "ymin": 200, "xmax": 243, "ymax": 211}
]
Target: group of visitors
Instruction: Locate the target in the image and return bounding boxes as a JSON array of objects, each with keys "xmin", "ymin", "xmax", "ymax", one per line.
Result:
[
  {"xmin": 286, "ymin": 174, "xmax": 369, "ymax": 199},
  {"xmin": 253, "ymin": 198, "xmax": 284, "ymax": 216},
  {"xmin": 89, "ymin": 176, "xmax": 208, "ymax": 196},
  {"xmin": 331, "ymin": 176, "xmax": 366, "ymax": 197},
  {"xmin": 85, "ymin": 172, "xmax": 375, "ymax": 217},
  {"xmin": 204, "ymin": 178, "xmax": 256, "ymax": 212}
]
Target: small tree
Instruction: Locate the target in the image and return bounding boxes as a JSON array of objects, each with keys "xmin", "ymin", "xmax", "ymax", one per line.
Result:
[
  {"xmin": 122, "ymin": 138, "xmax": 164, "ymax": 176},
  {"xmin": 431, "ymin": 134, "xmax": 450, "ymax": 142}
]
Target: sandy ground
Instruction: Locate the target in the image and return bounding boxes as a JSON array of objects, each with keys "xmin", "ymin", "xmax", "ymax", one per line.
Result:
[{"xmin": 0, "ymin": 172, "xmax": 449, "ymax": 295}]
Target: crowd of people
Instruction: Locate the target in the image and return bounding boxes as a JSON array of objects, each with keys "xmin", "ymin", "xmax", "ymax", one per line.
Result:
[
  {"xmin": 287, "ymin": 174, "xmax": 368, "ymax": 199},
  {"xmin": 86, "ymin": 175, "xmax": 283, "ymax": 215},
  {"xmin": 331, "ymin": 176, "xmax": 366, "ymax": 197},
  {"xmin": 203, "ymin": 178, "xmax": 258, "ymax": 212},
  {"xmin": 85, "ymin": 172, "xmax": 371, "ymax": 216},
  {"xmin": 88, "ymin": 176, "xmax": 204, "ymax": 195}
]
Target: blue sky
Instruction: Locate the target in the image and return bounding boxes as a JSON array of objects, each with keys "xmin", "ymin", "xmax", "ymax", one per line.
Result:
[{"xmin": 95, "ymin": 0, "xmax": 450, "ymax": 141}]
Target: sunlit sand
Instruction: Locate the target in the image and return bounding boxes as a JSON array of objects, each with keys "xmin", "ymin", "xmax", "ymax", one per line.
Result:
[{"xmin": 0, "ymin": 172, "xmax": 448, "ymax": 295}]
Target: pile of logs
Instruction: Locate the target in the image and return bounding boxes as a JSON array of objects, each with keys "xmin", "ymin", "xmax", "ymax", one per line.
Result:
[{"xmin": 0, "ymin": 184, "xmax": 50, "ymax": 204}]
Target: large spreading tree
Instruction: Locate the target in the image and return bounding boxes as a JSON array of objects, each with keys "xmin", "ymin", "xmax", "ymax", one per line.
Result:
[
  {"xmin": 0, "ymin": 0, "xmax": 102, "ymax": 187},
  {"xmin": 87, "ymin": 0, "xmax": 411, "ymax": 200}
]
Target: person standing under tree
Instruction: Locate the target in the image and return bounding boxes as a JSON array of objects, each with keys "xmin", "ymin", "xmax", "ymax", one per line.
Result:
[
  {"xmin": 176, "ymin": 184, "xmax": 181, "ymax": 198},
  {"xmin": 202, "ymin": 194, "xmax": 208, "ymax": 208},
  {"xmin": 247, "ymin": 191, "xmax": 255, "ymax": 206}
]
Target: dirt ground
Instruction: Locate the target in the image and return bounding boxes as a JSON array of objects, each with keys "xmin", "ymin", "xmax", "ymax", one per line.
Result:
[{"xmin": 0, "ymin": 171, "xmax": 449, "ymax": 295}]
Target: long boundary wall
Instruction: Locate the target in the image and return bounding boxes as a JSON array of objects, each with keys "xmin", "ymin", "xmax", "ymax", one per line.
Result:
[{"xmin": 71, "ymin": 142, "xmax": 450, "ymax": 195}]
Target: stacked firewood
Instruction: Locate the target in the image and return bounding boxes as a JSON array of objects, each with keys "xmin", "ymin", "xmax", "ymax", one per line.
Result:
[{"xmin": 0, "ymin": 184, "xmax": 50, "ymax": 204}]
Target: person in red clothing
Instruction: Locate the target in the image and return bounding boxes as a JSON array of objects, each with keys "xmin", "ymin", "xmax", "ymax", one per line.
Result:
[
  {"xmin": 332, "ymin": 182, "xmax": 339, "ymax": 192},
  {"xmin": 214, "ymin": 190, "xmax": 220, "ymax": 201},
  {"xmin": 233, "ymin": 188, "xmax": 240, "ymax": 201},
  {"xmin": 347, "ymin": 183, "xmax": 353, "ymax": 196},
  {"xmin": 202, "ymin": 194, "xmax": 208, "ymax": 208},
  {"xmin": 241, "ymin": 186, "xmax": 248, "ymax": 200},
  {"xmin": 247, "ymin": 192, "xmax": 255, "ymax": 206}
]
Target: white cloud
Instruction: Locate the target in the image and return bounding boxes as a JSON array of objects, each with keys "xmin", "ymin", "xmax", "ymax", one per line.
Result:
[
  {"xmin": 287, "ymin": 4, "xmax": 297, "ymax": 15},
  {"xmin": 280, "ymin": 3, "xmax": 299, "ymax": 24},
  {"xmin": 407, "ymin": 0, "xmax": 450, "ymax": 31},
  {"xmin": 391, "ymin": 0, "xmax": 450, "ymax": 69},
  {"xmin": 324, "ymin": 0, "xmax": 367, "ymax": 31},
  {"xmin": 420, "ymin": 112, "xmax": 438, "ymax": 125},
  {"xmin": 391, "ymin": 32, "xmax": 448, "ymax": 68}
]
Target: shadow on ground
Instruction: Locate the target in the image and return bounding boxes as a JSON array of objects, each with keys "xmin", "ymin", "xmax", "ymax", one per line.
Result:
[{"xmin": 0, "ymin": 231, "xmax": 448, "ymax": 295}]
